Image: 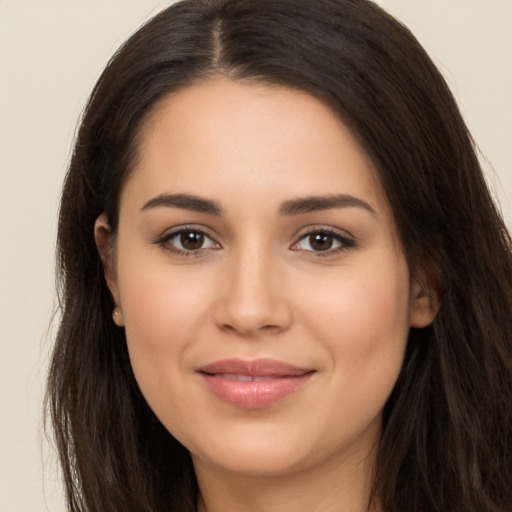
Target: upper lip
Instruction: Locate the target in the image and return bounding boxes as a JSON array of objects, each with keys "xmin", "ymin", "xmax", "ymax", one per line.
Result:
[{"xmin": 198, "ymin": 358, "xmax": 313, "ymax": 377}]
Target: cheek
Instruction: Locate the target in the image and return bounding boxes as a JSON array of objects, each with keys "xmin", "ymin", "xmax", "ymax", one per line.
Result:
[
  {"xmin": 298, "ymin": 255, "xmax": 411, "ymax": 388},
  {"xmin": 345, "ymin": 270, "xmax": 410, "ymax": 345},
  {"xmin": 303, "ymin": 258, "xmax": 409, "ymax": 332},
  {"xmin": 306, "ymin": 261, "xmax": 411, "ymax": 434},
  {"xmin": 116, "ymin": 249, "xmax": 213, "ymax": 391}
]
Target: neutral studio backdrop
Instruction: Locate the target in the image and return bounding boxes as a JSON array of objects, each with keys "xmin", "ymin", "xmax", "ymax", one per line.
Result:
[{"xmin": 1, "ymin": 1, "xmax": 511, "ymax": 510}]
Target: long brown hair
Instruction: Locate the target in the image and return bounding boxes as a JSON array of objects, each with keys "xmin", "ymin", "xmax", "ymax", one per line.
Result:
[{"xmin": 47, "ymin": 1, "xmax": 512, "ymax": 510}]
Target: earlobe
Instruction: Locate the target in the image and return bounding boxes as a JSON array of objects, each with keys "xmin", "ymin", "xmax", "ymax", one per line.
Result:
[
  {"xmin": 94, "ymin": 213, "xmax": 120, "ymax": 305},
  {"xmin": 409, "ymin": 277, "xmax": 440, "ymax": 328}
]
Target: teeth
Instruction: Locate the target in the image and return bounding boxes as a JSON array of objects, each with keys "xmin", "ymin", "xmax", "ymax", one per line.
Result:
[{"xmin": 216, "ymin": 373, "xmax": 276, "ymax": 382}]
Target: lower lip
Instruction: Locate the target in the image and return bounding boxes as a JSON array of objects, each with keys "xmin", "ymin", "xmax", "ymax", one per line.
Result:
[{"xmin": 199, "ymin": 372, "xmax": 314, "ymax": 409}]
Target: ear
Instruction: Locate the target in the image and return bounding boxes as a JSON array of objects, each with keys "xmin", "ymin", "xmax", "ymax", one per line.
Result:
[
  {"xmin": 94, "ymin": 213, "xmax": 120, "ymax": 306},
  {"xmin": 409, "ymin": 274, "xmax": 440, "ymax": 328}
]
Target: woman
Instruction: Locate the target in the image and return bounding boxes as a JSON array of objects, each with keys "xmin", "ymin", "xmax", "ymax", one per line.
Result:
[{"xmin": 47, "ymin": 0, "xmax": 512, "ymax": 511}]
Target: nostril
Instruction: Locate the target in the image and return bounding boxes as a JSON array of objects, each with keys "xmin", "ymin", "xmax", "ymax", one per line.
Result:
[
  {"xmin": 212, "ymin": 273, "xmax": 293, "ymax": 335},
  {"xmin": 217, "ymin": 321, "xmax": 286, "ymax": 337}
]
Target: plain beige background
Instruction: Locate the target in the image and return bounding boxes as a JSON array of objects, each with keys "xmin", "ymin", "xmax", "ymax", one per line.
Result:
[{"xmin": 0, "ymin": 1, "xmax": 510, "ymax": 510}]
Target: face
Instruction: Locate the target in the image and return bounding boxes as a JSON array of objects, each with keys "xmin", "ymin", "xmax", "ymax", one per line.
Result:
[{"xmin": 97, "ymin": 78, "xmax": 435, "ymax": 479}]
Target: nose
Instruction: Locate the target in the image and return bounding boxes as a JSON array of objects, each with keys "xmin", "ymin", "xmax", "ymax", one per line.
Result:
[{"xmin": 213, "ymin": 247, "xmax": 293, "ymax": 337}]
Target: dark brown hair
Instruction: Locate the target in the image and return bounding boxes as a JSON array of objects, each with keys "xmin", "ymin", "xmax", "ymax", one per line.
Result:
[{"xmin": 47, "ymin": 0, "xmax": 512, "ymax": 510}]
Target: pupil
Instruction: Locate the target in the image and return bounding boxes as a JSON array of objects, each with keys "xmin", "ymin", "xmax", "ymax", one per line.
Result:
[
  {"xmin": 181, "ymin": 231, "xmax": 204, "ymax": 250},
  {"xmin": 310, "ymin": 232, "xmax": 333, "ymax": 251}
]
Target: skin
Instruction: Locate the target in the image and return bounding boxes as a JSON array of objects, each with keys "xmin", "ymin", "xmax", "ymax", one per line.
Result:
[{"xmin": 96, "ymin": 78, "xmax": 438, "ymax": 512}]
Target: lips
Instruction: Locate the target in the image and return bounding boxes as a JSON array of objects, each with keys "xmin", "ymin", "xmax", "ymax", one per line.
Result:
[
  {"xmin": 197, "ymin": 358, "xmax": 314, "ymax": 409},
  {"xmin": 213, "ymin": 374, "xmax": 280, "ymax": 382}
]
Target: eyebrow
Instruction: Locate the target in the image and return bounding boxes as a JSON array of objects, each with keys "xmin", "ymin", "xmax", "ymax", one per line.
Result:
[
  {"xmin": 279, "ymin": 194, "xmax": 376, "ymax": 216},
  {"xmin": 141, "ymin": 193, "xmax": 222, "ymax": 215},
  {"xmin": 140, "ymin": 192, "xmax": 375, "ymax": 217}
]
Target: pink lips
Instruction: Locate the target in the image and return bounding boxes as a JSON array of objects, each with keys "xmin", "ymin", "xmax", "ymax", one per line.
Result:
[{"xmin": 197, "ymin": 358, "xmax": 314, "ymax": 409}]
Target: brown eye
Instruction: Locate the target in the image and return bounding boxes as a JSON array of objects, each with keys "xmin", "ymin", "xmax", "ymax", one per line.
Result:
[
  {"xmin": 293, "ymin": 229, "xmax": 354, "ymax": 254},
  {"xmin": 180, "ymin": 231, "xmax": 205, "ymax": 250},
  {"xmin": 159, "ymin": 228, "xmax": 218, "ymax": 254},
  {"xmin": 308, "ymin": 232, "xmax": 334, "ymax": 251}
]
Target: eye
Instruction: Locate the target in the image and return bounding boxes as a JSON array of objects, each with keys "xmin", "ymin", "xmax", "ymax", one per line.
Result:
[
  {"xmin": 158, "ymin": 228, "xmax": 219, "ymax": 255},
  {"xmin": 292, "ymin": 229, "xmax": 354, "ymax": 254}
]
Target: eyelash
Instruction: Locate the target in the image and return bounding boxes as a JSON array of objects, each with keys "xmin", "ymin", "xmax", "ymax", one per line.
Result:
[
  {"xmin": 292, "ymin": 228, "xmax": 355, "ymax": 257},
  {"xmin": 156, "ymin": 226, "xmax": 219, "ymax": 257},
  {"xmin": 155, "ymin": 226, "xmax": 355, "ymax": 257}
]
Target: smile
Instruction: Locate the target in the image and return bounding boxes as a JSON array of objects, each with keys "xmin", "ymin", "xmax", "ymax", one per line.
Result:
[
  {"xmin": 214, "ymin": 374, "xmax": 282, "ymax": 382},
  {"xmin": 197, "ymin": 358, "xmax": 315, "ymax": 409}
]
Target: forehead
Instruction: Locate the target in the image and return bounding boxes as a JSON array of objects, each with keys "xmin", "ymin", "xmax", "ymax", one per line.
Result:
[{"xmin": 123, "ymin": 78, "xmax": 389, "ymax": 217}]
